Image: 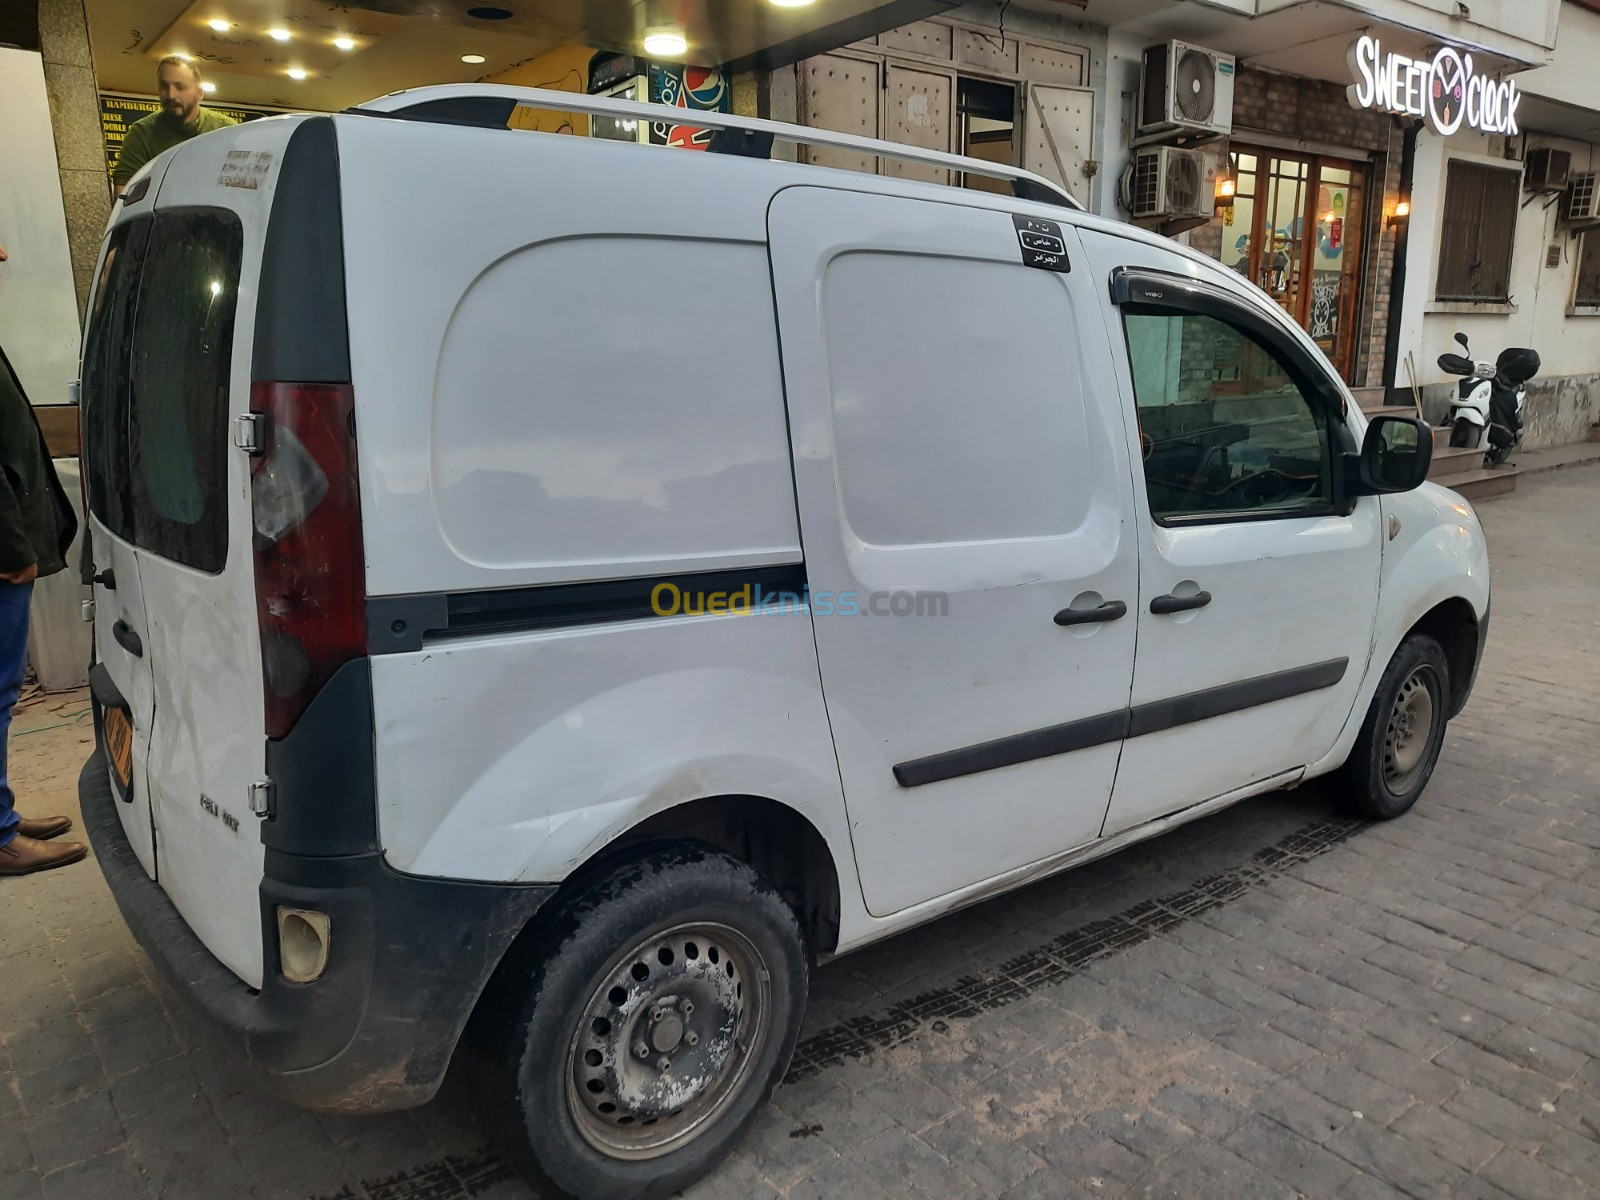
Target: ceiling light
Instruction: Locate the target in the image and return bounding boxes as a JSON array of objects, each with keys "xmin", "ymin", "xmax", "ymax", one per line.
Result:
[
  {"xmin": 461, "ymin": 53, "xmax": 486, "ymax": 64},
  {"xmin": 200, "ymin": 81, "xmax": 217, "ymax": 93},
  {"xmin": 769, "ymin": 0, "xmax": 816, "ymax": 6},
  {"xmin": 208, "ymin": 18, "xmax": 230, "ymax": 31},
  {"xmin": 269, "ymin": 28, "xmax": 290, "ymax": 41},
  {"xmin": 333, "ymin": 36, "xmax": 355, "ymax": 50},
  {"xmin": 643, "ymin": 32, "xmax": 687, "ymax": 57},
  {"xmin": 287, "ymin": 67, "xmax": 307, "ymax": 80}
]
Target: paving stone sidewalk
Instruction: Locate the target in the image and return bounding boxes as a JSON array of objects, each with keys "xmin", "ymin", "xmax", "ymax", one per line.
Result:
[{"xmin": 3, "ymin": 466, "xmax": 1598, "ymax": 1200}]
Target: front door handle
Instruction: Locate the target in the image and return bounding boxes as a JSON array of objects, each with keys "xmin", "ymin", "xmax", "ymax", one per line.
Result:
[
  {"xmin": 1054, "ymin": 600, "xmax": 1128, "ymax": 627},
  {"xmin": 1150, "ymin": 591, "xmax": 1212, "ymax": 615},
  {"xmin": 111, "ymin": 619, "xmax": 143, "ymax": 658}
]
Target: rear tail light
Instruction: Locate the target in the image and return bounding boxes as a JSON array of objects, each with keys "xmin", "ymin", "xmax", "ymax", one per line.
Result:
[{"xmin": 249, "ymin": 382, "xmax": 364, "ymax": 739}]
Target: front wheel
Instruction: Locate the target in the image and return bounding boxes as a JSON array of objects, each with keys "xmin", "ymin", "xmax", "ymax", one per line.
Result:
[
  {"xmin": 1335, "ymin": 634, "xmax": 1451, "ymax": 820},
  {"xmin": 1447, "ymin": 421, "xmax": 1477, "ymax": 448},
  {"xmin": 469, "ymin": 844, "xmax": 809, "ymax": 1200}
]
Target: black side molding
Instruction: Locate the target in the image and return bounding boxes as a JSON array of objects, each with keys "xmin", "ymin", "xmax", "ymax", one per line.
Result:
[
  {"xmin": 368, "ymin": 564, "xmax": 808, "ymax": 654},
  {"xmin": 894, "ymin": 658, "xmax": 1350, "ymax": 789},
  {"xmin": 894, "ymin": 711, "xmax": 1129, "ymax": 790},
  {"xmin": 1127, "ymin": 659, "xmax": 1348, "ymax": 738}
]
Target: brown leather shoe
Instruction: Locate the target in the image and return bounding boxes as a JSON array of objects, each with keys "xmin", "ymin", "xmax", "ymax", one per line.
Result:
[
  {"xmin": 16, "ymin": 815, "xmax": 73, "ymax": 841},
  {"xmin": 0, "ymin": 834, "xmax": 88, "ymax": 875}
]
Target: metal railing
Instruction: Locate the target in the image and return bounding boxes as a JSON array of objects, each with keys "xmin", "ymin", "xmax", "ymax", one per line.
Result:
[{"xmin": 348, "ymin": 83, "xmax": 1081, "ymax": 210}]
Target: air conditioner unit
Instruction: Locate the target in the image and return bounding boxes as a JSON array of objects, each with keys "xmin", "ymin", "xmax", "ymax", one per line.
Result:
[
  {"xmin": 1139, "ymin": 40, "xmax": 1235, "ymax": 140},
  {"xmin": 1128, "ymin": 145, "xmax": 1213, "ymax": 220},
  {"xmin": 1560, "ymin": 171, "xmax": 1600, "ymax": 228},
  {"xmin": 1525, "ymin": 147, "xmax": 1572, "ymax": 192}
]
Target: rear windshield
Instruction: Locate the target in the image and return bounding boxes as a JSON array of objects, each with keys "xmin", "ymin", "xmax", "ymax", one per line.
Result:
[{"xmin": 81, "ymin": 208, "xmax": 242, "ymax": 574}]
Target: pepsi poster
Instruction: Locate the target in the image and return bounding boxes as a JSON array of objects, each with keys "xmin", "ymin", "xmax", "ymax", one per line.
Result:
[{"xmin": 647, "ymin": 65, "xmax": 731, "ymax": 150}]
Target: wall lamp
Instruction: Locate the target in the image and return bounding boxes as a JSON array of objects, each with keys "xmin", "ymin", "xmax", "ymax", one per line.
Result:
[{"xmin": 1387, "ymin": 200, "xmax": 1411, "ymax": 228}]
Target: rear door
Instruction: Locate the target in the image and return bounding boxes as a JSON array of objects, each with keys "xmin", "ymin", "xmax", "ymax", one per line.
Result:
[
  {"xmin": 124, "ymin": 201, "xmax": 269, "ymax": 984},
  {"xmin": 94, "ymin": 123, "xmax": 297, "ymax": 988},
  {"xmin": 81, "ymin": 213, "xmax": 157, "ymax": 877},
  {"xmin": 768, "ymin": 186, "xmax": 1141, "ymax": 917}
]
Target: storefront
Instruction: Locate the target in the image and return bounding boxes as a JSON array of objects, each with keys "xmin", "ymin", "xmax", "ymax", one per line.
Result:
[{"xmin": 1208, "ymin": 141, "xmax": 1379, "ymax": 384}]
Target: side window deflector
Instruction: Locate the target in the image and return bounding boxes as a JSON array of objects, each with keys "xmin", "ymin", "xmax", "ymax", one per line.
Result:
[{"xmin": 1108, "ymin": 266, "xmax": 1349, "ymax": 423}]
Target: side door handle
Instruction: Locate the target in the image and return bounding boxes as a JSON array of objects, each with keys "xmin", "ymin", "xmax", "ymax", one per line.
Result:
[
  {"xmin": 1150, "ymin": 591, "xmax": 1212, "ymax": 615},
  {"xmin": 111, "ymin": 618, "xmax": 144, "ymax": 658},
  {"xmin": 92, "ymin": 567, "xmax": 116, "ymax": 590},
  {"xmin": 1054, "ymin": 600, "xmax": 1128, "ymax": 627}
]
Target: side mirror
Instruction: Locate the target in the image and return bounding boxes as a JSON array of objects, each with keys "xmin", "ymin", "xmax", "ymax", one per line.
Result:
[
  {"xmin": 1454, "ymin": 332, "xmax": 1470, "ymax": 350},
  {"xmin": 1351, "ymin": 416, "xmax": 1432, "ymax": 495}
]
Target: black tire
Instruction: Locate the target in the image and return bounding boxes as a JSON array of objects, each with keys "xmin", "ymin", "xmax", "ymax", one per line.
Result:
[
  {"xmin": 1336, "ymin": 633, "xmax": 1451, "ymax": 820},
  {"xmin": 469, "ymin": 843, "xmax": 809, "ymax": 1200},
  {"xmin": 1447, "ymin": 421, "xmax": 1476, "ymax": 448}
]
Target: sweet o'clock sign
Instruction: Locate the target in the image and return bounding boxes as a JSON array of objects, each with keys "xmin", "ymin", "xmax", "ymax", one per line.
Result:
[{"xmin": 1347, "ymin": 35, "xmax": 1521, "ymax": 136}]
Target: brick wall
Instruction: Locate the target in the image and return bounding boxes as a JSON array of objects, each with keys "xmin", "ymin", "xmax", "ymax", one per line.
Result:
[{"xmin": 1194, "ymin": 68, "xmax": 1403, "ymax": 388}]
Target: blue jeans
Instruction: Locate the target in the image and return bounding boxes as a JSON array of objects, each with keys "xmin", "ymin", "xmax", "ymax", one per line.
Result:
[{"xmin": 0, "ymin": 581, "xmax": 32, "ymax": 850}]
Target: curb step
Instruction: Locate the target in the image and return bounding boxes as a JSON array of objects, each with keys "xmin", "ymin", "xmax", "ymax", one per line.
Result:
[{"xmin": 1434, "ymin": 466, "xmax": 1519, "ymax": 503}]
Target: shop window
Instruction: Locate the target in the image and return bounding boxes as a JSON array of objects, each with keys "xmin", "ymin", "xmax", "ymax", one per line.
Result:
[
  {"xmin": 1576, "ymin": 231, "xmax": 1600, "ymax": 310},
  {"xmin": 1435, "ymin": 160, "xmax": 1520, "ymax": 302}
]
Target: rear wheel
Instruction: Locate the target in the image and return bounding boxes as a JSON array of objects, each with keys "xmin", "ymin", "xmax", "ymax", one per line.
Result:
[
  {"xmin": 1336, "ymin": 634, "xmax": 1450, "ymax": 820},
  {"xmin": 470, "ymin": 844, "xmax": 808, "ymax": 1200},
  {"xmin": 1447, "ymin": 421, "xmax": 1476, "ymax": 448}
]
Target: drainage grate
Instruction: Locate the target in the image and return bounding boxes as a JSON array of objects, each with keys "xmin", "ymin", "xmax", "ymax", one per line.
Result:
[{"xmin": 785, "ymin": 815, "xmax": 1366, "ymax": 1082}]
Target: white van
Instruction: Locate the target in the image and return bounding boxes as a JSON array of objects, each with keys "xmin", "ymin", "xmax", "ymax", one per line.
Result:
[{"xmin": 80, "ymin": 86, "xmax": 1488, "ymax": 1199}]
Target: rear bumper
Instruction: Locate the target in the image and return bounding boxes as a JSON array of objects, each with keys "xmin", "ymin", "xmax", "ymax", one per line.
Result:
[{"xmin": 79, "ymin": 749, "xmax": 556, "ymax": 1113}]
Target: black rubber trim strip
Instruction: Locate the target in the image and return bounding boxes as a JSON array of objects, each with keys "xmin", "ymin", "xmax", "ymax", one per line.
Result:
[
  {"xmin": 1126, "ymin": 658, "xmax": 1348, "ymax": 738},
  {"xmin": 367, "ymin": 563, "xmax": 809, "ymax": 654},
  {"xmin": 894, "ymin": 658, "xmax": 1350, "ymax": 789},
  {"xmin": 894, "ymin": 710, "xmax": 1130, "ymax": 789}
]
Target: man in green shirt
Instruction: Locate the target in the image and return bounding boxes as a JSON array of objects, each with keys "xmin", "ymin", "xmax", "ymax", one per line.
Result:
[{"xmin": 112, "ymin": 56, "xmax": 237, "ymax": 195}]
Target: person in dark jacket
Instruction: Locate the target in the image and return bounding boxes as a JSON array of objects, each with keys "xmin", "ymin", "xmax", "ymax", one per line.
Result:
[{"xmin": 0, "ymin": 242, "xmax": 88, "ymax": 875}]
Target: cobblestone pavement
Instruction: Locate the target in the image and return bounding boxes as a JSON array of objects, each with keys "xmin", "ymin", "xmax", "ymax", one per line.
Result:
[{"xmin": 4, "ymin": 465, "xmax": 1599, "ymax": 1200}]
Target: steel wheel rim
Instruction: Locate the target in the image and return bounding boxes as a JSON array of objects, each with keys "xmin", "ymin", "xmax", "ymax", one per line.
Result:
[
  {"xmin": 564, "ymin": 921, "xmax": 771, "ymax": 1160},
  {"xmin": 1383, "ymin": 664, "xmax": 1440, "ymax": 792}
]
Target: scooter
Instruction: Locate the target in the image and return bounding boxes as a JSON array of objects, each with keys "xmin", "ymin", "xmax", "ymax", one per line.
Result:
[{"xmin": 1436, "ymin": 332, "xmax": 1540, "ymax": 468}]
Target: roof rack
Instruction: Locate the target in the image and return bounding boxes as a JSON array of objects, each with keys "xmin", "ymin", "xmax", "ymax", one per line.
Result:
[{"xmin": 346, "ymin": 84, "xmax": 1082, "ymax": 211}]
